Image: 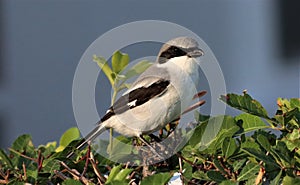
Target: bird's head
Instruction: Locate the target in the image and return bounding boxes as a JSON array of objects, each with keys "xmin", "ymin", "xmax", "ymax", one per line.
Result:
[{"xmin": 157, "ymin": 37, "xmax": 204, "ymax": 64}]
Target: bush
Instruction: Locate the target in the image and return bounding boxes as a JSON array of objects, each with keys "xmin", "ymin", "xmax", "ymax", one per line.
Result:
[{"xmin": 1, "ymin": 52, "xmax": 299, "ymax": 184}]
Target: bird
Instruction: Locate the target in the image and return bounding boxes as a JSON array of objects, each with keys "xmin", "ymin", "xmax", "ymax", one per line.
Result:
[{"xmin": 67, "ymin": 37, "xmax": 204, "ymax": 158}]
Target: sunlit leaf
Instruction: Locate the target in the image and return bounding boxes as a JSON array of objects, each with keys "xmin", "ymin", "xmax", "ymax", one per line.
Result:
[
  {"xmin": 11, "ymin": 134, "xmax": 34, "ymax": 152},
  {"xmin": 113, "ymin": 168, "xmax": 133, "ymax": 182},
  {"xmin": 124, "ymin": 60, "xmax": 152, "ymax": 80},
  {"xmin": 220, "ymin": 93, "xmax": 269, "ymax": 119},
  {"xmin": 93, "ymin": 55, "xmax": 114, "ymax": 85},
  {"xmin": 106, "ymin": 165, "xmax": 122, "ymax": 183},
  {"xmin": 200, "ymin": 116, "xmax": 239, "ymax": 153},
  {"xmin": 56, "ymin": 127, "xmax": 80, "ymax": 152},
  {"xmin": 282, "ymin": 129, "xmax": 300, "ymax": 151},
  {"xmin": 112, "ymin": 51, "xmax": 129, "ymax": 74},
  {"xmin": 235, "ymin": 113, "xmax": 269, "ymax": 134}
]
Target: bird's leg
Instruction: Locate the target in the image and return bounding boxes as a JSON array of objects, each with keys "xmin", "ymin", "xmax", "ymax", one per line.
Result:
[
  {"xmin": 193, "ymin": 90, "xmax": 207, "ymax": 100},
  {"xmin": 138, "ymin": 135, "xmax": 164, "ymax": 160},
  {"xmin": 181, "ymin": 100, "xmax": 206, "ymax": 115}
]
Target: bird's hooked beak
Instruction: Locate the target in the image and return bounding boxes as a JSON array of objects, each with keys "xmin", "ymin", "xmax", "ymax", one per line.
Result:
[{"xmin": 187, "ymin": 48, "xmax": 204, "ymax": 58}]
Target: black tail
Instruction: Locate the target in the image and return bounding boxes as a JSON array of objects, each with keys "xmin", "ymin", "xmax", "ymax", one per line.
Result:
[{"xmin": 67, "ymin": 125, "xmax": 107, "ymax": 158}]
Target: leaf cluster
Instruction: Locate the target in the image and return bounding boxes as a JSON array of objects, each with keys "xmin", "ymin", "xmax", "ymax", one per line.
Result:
[{"xmin": 0, "ymin": 52, "xmax": 299, "ymax": 184}]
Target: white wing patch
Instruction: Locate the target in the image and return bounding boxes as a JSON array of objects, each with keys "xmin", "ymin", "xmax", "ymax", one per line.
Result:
[{"xmin": 127, "ymin": 99, "xmax": 137, "ymax": 107}]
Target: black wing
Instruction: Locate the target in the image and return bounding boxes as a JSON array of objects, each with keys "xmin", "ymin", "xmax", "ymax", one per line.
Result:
[{"xmin": 101, "ymin": 79, "xmax": 170, "ymax": 122}]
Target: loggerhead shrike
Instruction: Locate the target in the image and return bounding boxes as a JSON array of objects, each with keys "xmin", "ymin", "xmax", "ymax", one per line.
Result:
[{"xmin": 67, "ymin": 37, "xmax": 204, "ymax": 158}]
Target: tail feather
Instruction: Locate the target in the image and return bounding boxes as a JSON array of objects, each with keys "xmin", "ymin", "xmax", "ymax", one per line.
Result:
[{"xmin": 67, "ymin": 124, "xmax": 107, "ymax": 158}]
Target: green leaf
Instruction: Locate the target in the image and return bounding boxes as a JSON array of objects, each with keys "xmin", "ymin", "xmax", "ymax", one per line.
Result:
[
  {"xmin": 237, "ymin": 162, "xmax": 260, "ymax": 181},
  {"xmin": 220, "ymin": 180, "xmax": 236, "ymax": 185},
  {"xmin": 220, "ymin": 93, "xmax": 269, "ymax": 119},
  {"xmin": 107, "ymin": 136, "xmax": 133, "ymax": 162},
  {"xmin": 241, "ymin": 140, "xmax": 261, "ymax": 151},
  {"xmin": 245, "ymin": 177, "xmax": 256, "ymax": 185},
  {"xmin": 56, "ymin": 127, "xmax": 80, "ymax": 152},
  {"xmin": 269, "ymin": 170, "xmax": 282, "ymax": 185},
  {"xmin": 222, "ymin": 137, "xmax": 238, "ymax": 159},
  {"xmin": 7, "ymin": 181, "xmax": 25, "ymax": 185},
  {"xmin": 235, "ymin": 113, "xmax": 269, "ymax": 134},
  {"xmin": 241, "ymin": 148, "xmax": 278, "ymax": 167},
  {"xmin": 183, "ymin": 162, "xmax": 193, "ymax": 180},
  {"xmin": 202, "ymin": 116, "xmax": 240, "ymax": 152},
  {"xmin": 194, "ymin": 110, "xmax": 210, "ymax": 122},
  {"xmin": 113, "ymin": 168, "xmax": 133, "ymax": 182},
  {"xmin": 38, "ymin": 141, "xmax": 57, "ymax": 157},
  {"xmin": 140, "ymin": 172, "xmax": 173, "ymax": 185},
  {"xmin": 93, "ymin": 55, "xmax": 114, "ymax": 85},
  {"xmin": 283, "ymin": 129, "xmax": 300, "ymax": 151},
  {"xmin": 0, "ymin": 149, "xmax": 13, "ymax": 168},
  {"xmin": 192, "ymin": 170, "xmax": 209, "ymax": 180},
  {"xmin": 112, "ymin": 51, "xmax": 129, "ymax": 74},
  {"xmin": 116, "ymin": 83, "xmax": 131, "ymax": 92},
  {"xmin": 62, "ymin": 179, "xmax": 83, "ymax": 185},
  {"xmin": 271, "ymin": 141, "xmax": 293, "ymax": 168},
  {"xmin": 257, "ymin": 134, "xmax": 271, "ymax": 151},
  {"xmin": 42, "ymin": 159, "xmax": 61, "ymax": 176},
  {"xmin": 282, "ymin": 175, "xmax": 300, "ymax": 185},
  {"xmin": 106, "ymin": 165, "xmax": 122, "ymax": 183},
  {"xmin": 284, "ymin": 108, "xmax": 299, "ymax": 125},
  {"xmin": 207, "ymin": 171, "xmax": 226, "ymax": 183},
  {"xmin": 123, "ymin": 60, "xmax": 152, "ymax": 80},
  {"xmin": 213, "ymin": 158, "xmax": 228, "ymax": 175},
  {"xmin": 26, "ymin": 169, "xmax": 38, "ymax": 182},
  {"xmin": 233, "ymin": 158, "xmax": 247, "ymax": 172},
  {"xmin": 290, "ymin": 98, "xmax": 300, "ymax": 109},
  {"xmin": 11, "ymin": 134, "xmax": 34, "ymax": 152},
  {"xmin": 105, "ymin": 181, "xmax": 126, "ymax": 185},
  {"xmin": 188, "ymin": 121, "xmax": 208, "ymax": 148}
]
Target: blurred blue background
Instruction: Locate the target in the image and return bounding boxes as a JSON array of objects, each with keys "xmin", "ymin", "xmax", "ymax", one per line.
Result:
[{"xmin": 0, "ymin": 1, "xmax": 299, "ymax": 148}]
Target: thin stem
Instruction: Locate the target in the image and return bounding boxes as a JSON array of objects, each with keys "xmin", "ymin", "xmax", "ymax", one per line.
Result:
[
  {"xmin": 9, "ymin": 148, "xmax": 37, "ymax": 162},
  {"xmin": 110, "ymin": 88, "xmax": 118, "ymax": 153}
]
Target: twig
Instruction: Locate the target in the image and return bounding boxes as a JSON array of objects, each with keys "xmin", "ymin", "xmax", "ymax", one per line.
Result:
[
  {"xmin": 89, "ymin": 158, "xmax": 106, "ymax": 184},
  {"xmin": 0, "ymin": 169, "xmax": 9, "ymax": 184},
  {"xmin": 60, "ymin": 161, "xmax": 90, "ymax": 185},
  {"xmin": 0, "ymin": 179, "xmax": 8, "ymax": 184},
  {"xmin": 22, "ymin": 162, "xmax": 27, "ymax": 181},
  {"xmin": 82, "ymin": 143, "xmax": 91, "ymax": 176},
  {"xmin": 37, "ymin": 150, "xmax": 44, "ymax": 172},
  {"xmin": 217, "ymin": 156, "xmax": 231, "ymax": 177},
  {"xmin": 0, "ymin": 166, "xmax": 6, "ymax": 179},
  {"xmin": 54, "ymin": 170, "xmax": 69, "ymax": 181},
  {"xmin": 176, "ymin": 153, "xmax": 201, "ymax": 170},
  {"xmin": 9, "ymin": 148, "xmax": 37, "ymax": 162},
  {"xmin": 178, "ymin": 156, "xmax": 184, "ymax": 185}
]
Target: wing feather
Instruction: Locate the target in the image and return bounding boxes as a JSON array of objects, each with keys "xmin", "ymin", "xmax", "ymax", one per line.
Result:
[{"xmin": 101, "ymin": 79, "xmax": 170, "ymax": 122}]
